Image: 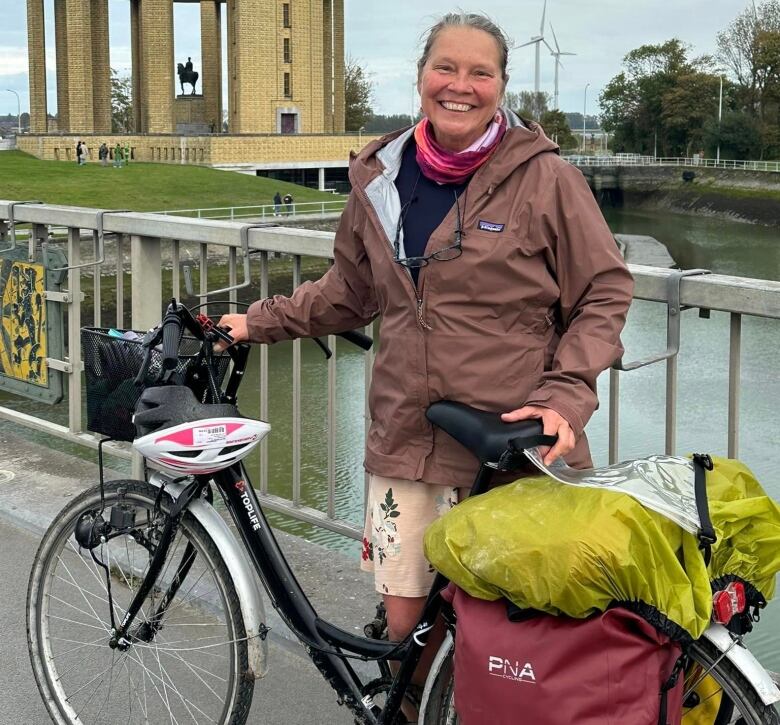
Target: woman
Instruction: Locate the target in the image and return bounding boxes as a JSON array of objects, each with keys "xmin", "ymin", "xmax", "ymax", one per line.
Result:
[{"xmin": 219, "ymin": 11, "xmax": 633, "ymax": 670}]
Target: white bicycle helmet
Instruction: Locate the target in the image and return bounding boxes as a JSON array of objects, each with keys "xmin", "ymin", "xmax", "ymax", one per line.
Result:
[{"xmin": 133, "ymin": 386, "xmax": 269, "ymax": 475}]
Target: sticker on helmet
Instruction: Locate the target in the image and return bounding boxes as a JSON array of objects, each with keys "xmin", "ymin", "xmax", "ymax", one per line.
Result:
[{"xmin": 194, "ymin": 424, "xmax": 228, "ymax": 445}]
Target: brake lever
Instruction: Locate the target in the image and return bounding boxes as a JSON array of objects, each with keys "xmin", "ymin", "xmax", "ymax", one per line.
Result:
[
  {"xmin": 312, "ymin": 337, "xmax": 332, "ymax": 359},
  {"xmin": 133, "ymin": 327, "xmax": 162, "ymax": 385}
]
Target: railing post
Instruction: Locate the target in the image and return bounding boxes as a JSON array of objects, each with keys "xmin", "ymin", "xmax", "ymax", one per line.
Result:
[
  {"xmin": 130, "ymin": 234, "xmax": 162, "ymax": 478},
  {"xmin": 728, "ymin": 313, "xmax": 742, "ymax": 458},
  {"xmin": 608, "ymin": 368, "xmax": 620, "ymax": 464},
  {"xmin": 67, "ymin": 227, "xmax": 83, "ymax": 435}
]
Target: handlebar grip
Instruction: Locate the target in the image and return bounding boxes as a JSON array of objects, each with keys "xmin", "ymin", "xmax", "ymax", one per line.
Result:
[
  {"xmin": 161, "ymin": 311, "xmax": 183, "ymax": 370},
  {"xmin": 338, "ymin": 330, "xmax": 373, "ymax": 351}
]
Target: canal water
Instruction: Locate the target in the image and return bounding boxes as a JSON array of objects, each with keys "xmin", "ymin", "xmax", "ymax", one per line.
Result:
[{"xmin": 1, "ymin": 207, "xmax": 778, "ymax": 673}]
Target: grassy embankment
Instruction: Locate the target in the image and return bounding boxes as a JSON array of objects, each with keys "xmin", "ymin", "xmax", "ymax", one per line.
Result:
[
  {"xmin": 1, "ymin": 150, "xmax": 336, "ymax": 316},
  {"xmin": 0, "ymin": 150, "xmax": 344, "ymax": 211}
]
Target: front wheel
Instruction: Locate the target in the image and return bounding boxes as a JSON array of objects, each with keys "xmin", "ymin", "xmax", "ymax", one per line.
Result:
[
  {"xmin": 420, "ymin": 633, "xmax": 780, "ymax": 724},
  {"xmin": 27, "ymin": 479, "xmax": 254, "ymax": 725}
]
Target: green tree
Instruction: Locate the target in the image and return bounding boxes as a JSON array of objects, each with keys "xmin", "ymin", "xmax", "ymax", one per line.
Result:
[
  {"xmin": 344, "ymin": 56, "xmax": 373, "ymax": 131},
  {"xmin": 539, "ymin": 109, "xmax": 577, "ymax": 148},
  {"xmin": 702, "ymin": 109, "xmax": 763, "ymax": 159},
  {"xmin": 717, "ymin": 0, "xmax": 780, "ymax": 157},
  {"xmin": 111, "ymin": 68, "xmax": 133, "ymax": 133},
  {"xmin": 505, "ymin": 90, "xmax": 550, "ymax": 120},
  {"xmin": 600, "ymin": 39, "xmax": 717, "ymax": 156},
  {"xmin": 661, "ymin": 72, "xmax": 724, "ymax": 155},
  {"xmin": 364, "ymin": 114, "xmax": 414, "ymax": 133}
]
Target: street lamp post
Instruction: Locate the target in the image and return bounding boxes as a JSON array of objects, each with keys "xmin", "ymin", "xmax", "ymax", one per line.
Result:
[
  {"xmin": 582, "ymin": 83, "xmax": 590, "ymax": 153},
  {"xmin": 716, "ymin": 75, "xmax": 724, "ymax": 164},
  {"xmin": 5, "ymin": 89, "xmax": 21, "ymax": 133}
]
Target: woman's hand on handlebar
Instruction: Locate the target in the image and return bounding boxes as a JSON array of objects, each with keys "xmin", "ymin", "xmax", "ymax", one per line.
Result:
[
  {"xmin": 215, "ymin": 313, "xmax": 248, "ymax": 352},
  {"xmin": 501, "ymin": 405, "xmax": 575, "ymax": 466}
]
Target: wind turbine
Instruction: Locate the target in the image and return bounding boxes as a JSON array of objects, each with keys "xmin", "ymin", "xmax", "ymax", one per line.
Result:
[
  {"xmin": 518, "ymin": 0, "xmax": 553, "ymax": 93},
  {"xmin": 549, "ymin": 24, "xmax": 576, "ymax": 110}
]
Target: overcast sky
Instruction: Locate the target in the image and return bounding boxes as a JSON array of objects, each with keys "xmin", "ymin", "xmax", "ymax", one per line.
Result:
[{"xmin": 0, "ymin": 0, "xmax": 752, "ymax": 119}]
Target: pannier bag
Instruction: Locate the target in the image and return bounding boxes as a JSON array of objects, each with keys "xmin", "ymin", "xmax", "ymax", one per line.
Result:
[
  {"xmin": 424, "ymin": 457, "xmax": 780, "ymax": 642},
  {"xmin": 443, "ymin": 585, "xmax": 684, "ymax": 725}
]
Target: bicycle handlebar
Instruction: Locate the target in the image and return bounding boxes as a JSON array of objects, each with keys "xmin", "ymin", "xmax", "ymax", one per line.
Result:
[
  {"xmin": 161, "ymin": 307, "xmax": 183, "ymax": 372},
  {"xmin": 337, "ymin": 330, "xmax": 373, "ymax": 351}
]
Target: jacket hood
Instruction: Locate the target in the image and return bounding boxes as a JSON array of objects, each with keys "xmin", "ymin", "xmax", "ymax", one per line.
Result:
[{"xmin": 349, "ymin": 108, "xmax": 560, "ymax": 192}]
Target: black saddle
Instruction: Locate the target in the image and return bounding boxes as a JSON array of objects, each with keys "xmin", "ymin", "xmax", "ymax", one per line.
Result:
[{"xmin": 426, "ymin": 400, "xmax": 556, "ymax": 465}]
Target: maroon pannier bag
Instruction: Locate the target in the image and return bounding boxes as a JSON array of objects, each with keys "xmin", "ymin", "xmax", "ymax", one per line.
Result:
[{"xmin": 444, "ymin": 586, "xmax": 684, "ymax": 725}]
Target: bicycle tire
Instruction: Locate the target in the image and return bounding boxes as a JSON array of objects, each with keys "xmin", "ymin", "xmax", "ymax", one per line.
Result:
[
  {"xmin": 420, "ymin": 634, "xmax": 780, "ymax": 724},
  {"xmin": 27, "ymin": 479, "xmax": 254, "ymax": 725}
]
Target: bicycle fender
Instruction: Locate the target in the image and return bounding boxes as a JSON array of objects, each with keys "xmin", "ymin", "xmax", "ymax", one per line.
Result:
[
  {"xmin": 149, "ymin": 473, "xmax": 269, "ymax": 680},
  {"xmin": 703, "ymin": 623, "xmax": 780, "ymax": 706},
  {"xmin": 418, "ymin": 631, "xmax": 455, "ymax": 725}
]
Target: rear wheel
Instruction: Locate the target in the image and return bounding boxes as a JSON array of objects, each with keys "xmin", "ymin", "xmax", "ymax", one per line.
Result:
[
  {"xmin": 420, "ymin": 634, "xmax": 780, "ymax": 724},
  {"xmin": 27, "ymin": 479, "xmax": 254, "ymax": 725}
]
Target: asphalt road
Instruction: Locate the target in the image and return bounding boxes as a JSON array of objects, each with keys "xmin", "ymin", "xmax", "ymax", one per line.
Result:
[{"xmin": 0, "ymin": 516, "xmax": 358, "ymax": 725}]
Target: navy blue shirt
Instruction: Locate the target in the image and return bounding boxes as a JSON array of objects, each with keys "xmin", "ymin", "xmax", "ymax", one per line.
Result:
[{"xmin": 394, "ymin": 139, "xmax": 469, "ymax": 285}]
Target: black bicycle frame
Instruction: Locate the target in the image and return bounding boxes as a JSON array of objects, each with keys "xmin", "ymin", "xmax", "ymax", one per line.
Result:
[{"xmin": 211, "ymin": 461, "xmax": 496, "ymax": 724}]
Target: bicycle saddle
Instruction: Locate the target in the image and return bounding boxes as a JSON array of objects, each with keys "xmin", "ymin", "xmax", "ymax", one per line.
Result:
[{"xmin": 426, "ymin": 400, "xmax": 556, "ymax": 465}]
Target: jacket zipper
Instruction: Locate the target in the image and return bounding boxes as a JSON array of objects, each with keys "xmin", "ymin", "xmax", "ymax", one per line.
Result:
[{"xmin": 356, "ymin": 182, "xmax": 432, "ymax": 330}]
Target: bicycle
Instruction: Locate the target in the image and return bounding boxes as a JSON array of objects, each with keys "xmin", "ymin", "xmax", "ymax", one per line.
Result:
[{"xmin": 26, "ymin": 299, "xmax": 780, "ymax": 724}]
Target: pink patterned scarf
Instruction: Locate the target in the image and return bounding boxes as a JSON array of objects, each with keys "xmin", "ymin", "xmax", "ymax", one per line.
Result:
[{"xmin": 414, "ymin": 111, "xmax": 507, "ymax": 184}]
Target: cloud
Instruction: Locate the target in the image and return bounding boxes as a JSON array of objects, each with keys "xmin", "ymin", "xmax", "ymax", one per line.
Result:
[{"xmin": 0, "ymin": 47, "xmax": 29, "ymax": 77}]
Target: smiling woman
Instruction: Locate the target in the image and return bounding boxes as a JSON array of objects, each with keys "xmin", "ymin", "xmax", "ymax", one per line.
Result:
[{"xmin": 215, "ymin": 12, "xmax": 634, "ymax": 710}]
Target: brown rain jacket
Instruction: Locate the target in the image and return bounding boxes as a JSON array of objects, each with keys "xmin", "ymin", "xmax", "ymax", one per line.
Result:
[{"xmin": 246, "ymin": 112, "xmax": 634, "ymax": 486}]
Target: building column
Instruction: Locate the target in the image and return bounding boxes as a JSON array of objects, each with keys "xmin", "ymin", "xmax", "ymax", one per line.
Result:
[
  {"xmin": 296, "ymin": 0, "xmax": 324, "ymax": 133},
  {"xmin": 140, "ymin": 0, "xmax": 174, "ymax": 133},
  {"xmin": 201, "ymin": 0, "xmax": 222, "ymax": 132},
  {"xmin": 130, "ymin": 0, "xmax": 142, "ymax": 132},
  {"xmin": 91, "ymin": 0, "xmax": 112, "ymax": 132},
  {"xmin": 332, "ymin": 0, "xmax": 345, "ymax": 133},
  {"xmin": 26, "ymin": 0, "xmax": 48, "ymax": 133},
  {"xmin": 65, "ymin": 0, "xmax": 95, "ymax": 132},
  {"xmin": 322, "ymin": 0, "xmax": 334, "ymax": 132},
  {"xmin": 228, "ymin": 0, "xmax": 275, "ymax": 133},
  {"xmin": 54, "ymin": 0, "xmax": 70, "ymax": 132},
  {"xmin": 318, "ymin": 167, "xmax": 326, "ymax": 191}
]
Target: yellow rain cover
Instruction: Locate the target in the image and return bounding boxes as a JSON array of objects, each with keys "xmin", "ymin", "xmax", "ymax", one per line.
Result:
[{"xmin": 424, "ymin": 457, "xmax": 780, "ymax": 641}]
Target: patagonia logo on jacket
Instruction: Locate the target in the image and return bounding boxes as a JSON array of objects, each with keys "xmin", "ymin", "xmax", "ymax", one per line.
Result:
[{"xmin": 478, "ymin": 220, "xmax": 505, "ymax": 233}]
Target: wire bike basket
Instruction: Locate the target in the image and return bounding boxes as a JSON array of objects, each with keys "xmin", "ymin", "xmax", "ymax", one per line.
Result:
[{"xmin": 81, "ymin": 327, "xmax": 232, "ymax": 442}]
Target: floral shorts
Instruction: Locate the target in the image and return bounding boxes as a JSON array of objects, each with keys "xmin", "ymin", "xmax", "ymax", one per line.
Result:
[{"xmin": 360, "ymin": 474, "xmax": 466, "ymax": 598}]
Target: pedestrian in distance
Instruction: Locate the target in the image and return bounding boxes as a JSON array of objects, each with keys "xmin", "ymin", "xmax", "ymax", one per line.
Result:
[
  {"xmin": 283, "ymin": 193, "xmax": 293, "ymax": 216},
  {"xmin": 113, "ymin": 143, "xmax": 123, "ymax": 168},
  {"xmin": 217, "ymin": 11, "xmax": 633, "ymax": 713},
  {"xmin": 98, "ymin": 142, "xmax": 109, "ymax": 167},
  {"xmin": 273, "ymin": 191, "xmax": 282, "ymax": 217},
  {"xmin": 124, "ymin": 143, "xmax": 131, "ymax": 164},
  {"xmin": 75, "ymin": 140, "xmax": 83, "ymax": 165}
]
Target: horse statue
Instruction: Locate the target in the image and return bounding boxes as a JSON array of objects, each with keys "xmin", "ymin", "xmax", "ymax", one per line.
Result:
[{"xmin": 177, "ymin": 60, "xmax": 199, "ymax": 96}]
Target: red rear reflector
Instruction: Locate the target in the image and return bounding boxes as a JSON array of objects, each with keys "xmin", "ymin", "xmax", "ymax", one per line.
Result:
[{"xmin": 712, "ymin": 582, "xmax": 746, "ymax": 625}]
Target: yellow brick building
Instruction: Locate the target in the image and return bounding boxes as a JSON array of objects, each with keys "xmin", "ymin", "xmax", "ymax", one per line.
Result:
[{"xmin": 26, "ymin": 0, "xmax": 346, "ymax": 136}]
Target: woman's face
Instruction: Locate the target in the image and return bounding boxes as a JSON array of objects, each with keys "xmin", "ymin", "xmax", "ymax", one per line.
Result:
[{"xmin": 418, "ymin": 26, "xmax": 505, "ymax": 152}]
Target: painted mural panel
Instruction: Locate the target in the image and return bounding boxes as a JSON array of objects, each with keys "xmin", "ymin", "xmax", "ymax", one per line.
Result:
[
  {"xmin": 0, "ymin": 245, "xmax": 66, "ymax": 404},
  {"xmin": 1, "ymin": 260, "xmax": 48, "ymax": 385}
]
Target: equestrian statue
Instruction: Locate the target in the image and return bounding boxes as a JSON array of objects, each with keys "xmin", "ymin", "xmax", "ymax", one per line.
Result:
[{"xmin": 177, "ymin": 57, "xmax": 199, "ymax": 95}]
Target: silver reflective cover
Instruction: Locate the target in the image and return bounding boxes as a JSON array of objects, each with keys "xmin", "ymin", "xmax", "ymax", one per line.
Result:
[{"xmin": 524, "ymin": 449, "xmax": 701, "ymax": 533}]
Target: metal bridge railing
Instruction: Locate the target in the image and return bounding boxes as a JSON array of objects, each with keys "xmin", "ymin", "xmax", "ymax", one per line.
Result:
[
  {"xmin": 155, "ymin": 198, "xmax": 348, "ymax": 221},
  {"xmin": 565, "ymin": 154, "xmax": 780, "ymax": 173},
  {"xmin": 0, "ymin": 201, "xmax": 779, "ymax": 540}
]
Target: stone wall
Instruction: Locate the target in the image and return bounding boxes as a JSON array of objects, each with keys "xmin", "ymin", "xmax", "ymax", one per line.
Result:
[
  {"xmin": 17, "ymin": 132, "xmax": 379, "ymax": 166},
  {"xmin": 580, "ymin": 164, "xmax": 780, "ymax": 226}
]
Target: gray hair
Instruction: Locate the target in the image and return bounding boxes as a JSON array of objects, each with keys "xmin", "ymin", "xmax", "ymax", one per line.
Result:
[{"xmin": 417, "ymin": 12, "xmax": 510, "ymax": 84}]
